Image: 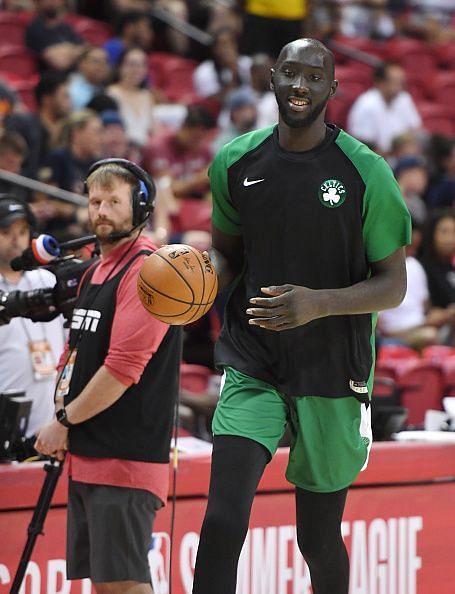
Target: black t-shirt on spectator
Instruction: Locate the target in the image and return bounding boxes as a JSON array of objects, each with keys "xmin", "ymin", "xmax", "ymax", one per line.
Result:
[
  {"xmin": 40, "ymin": 147, "xmax": 96, "ymax": 194},
  {"xmin": 25, "ymin": 17, "xmax": 83, "ymax": 71}
]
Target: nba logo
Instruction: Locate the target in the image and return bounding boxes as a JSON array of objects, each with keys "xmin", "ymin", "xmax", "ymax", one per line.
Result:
[{"xmin": 148, "ymin": 532, "xmax": 171, "ymax": 594}]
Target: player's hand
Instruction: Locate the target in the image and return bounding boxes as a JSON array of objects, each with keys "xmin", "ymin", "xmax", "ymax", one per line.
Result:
[
  {"xmin": 246, "ymin": 285, "xmax": 326, "ymax": 331},
  {"xmin": 34, "ymin": 420, "xmax": 68, "ymax": 460}
]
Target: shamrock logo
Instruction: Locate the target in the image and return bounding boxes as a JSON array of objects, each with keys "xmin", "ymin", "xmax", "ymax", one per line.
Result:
[{"xmin": 318, "ymin": 179, "xmax": 347, "ymax": 208}]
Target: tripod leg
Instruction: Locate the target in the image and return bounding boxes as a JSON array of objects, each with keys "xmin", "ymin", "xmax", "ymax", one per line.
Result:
[{"xmin": 10, "ymin": 459, "xmax": 64, "ymax": 594}]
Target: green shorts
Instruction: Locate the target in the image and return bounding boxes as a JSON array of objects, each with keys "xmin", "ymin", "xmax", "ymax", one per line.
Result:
[{"xmin": 212, "ymin": 367, "xmax": 372, "ymax": 493}]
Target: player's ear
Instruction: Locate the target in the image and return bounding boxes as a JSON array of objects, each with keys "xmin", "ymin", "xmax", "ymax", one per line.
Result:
[
  {"xmin": 330, "ymin": 80, "xmax": 338, "ymax": 97},
  {"xmin": 270, "ymin": 68, "xmax": 275, "ymax": 91}
]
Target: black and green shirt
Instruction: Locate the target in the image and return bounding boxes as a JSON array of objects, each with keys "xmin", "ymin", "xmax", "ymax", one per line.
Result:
[{"xmin": 210, "ymin": 124, "xmax": 411, "ymax": 399}]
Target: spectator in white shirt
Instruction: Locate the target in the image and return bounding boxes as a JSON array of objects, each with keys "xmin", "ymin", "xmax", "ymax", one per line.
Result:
[{"xmin": 347, "ymin": 62, "xmax": 422, "ymax": 154}]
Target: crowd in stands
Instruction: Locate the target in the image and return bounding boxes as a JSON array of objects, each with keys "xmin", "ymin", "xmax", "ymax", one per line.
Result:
[{"xmin": 0, "ymin": 0, "xmax": 454, "ymax": 439}]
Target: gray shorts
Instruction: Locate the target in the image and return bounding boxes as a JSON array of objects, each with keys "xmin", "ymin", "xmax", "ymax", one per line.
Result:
[{"xmin": 67, "ymin": 480, "xmax": 161, "ymax": 583}]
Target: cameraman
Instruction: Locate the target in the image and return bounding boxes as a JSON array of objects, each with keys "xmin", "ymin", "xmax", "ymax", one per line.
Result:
[
  {"xmin": 35, "ymin": 160, "xmax": 182, "ymax": 594},
  {"xmin": 0, "ymin": 194, "xmax": 66, "ymax": 457}
]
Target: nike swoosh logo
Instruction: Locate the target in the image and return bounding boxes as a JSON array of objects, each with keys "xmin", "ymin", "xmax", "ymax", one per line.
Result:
[{"xmin": 243, "ymin": 177, "xmax": 265, "ymax": 187}]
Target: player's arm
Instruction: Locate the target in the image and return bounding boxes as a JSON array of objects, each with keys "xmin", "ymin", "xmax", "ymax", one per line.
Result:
[
  {"xmin": 247, "ymin": 247, "xmax": 407, "ymax": 331},
  {"xmin": 210, "ymin": 225, "xmax": 244, "ymax": 292}
]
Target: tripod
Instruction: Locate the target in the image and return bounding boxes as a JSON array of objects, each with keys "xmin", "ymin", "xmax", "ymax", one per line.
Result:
[{"xmin": 10, "ymin": 458, "xmax": 64, "ymax": 594}]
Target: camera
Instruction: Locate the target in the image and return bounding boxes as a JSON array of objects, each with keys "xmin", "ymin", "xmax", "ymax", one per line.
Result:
[{"xmin": 0, "ymin": 234, "xmax": 98, "ymax": 326}]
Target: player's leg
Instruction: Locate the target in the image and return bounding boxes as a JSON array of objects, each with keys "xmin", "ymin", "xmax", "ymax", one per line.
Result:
[
  {"xmin": 192, "ymin": 367, "xmax": 288, "ymax": 594},
  {"xmin": 295, "ymin": 487, "xmax": 349, "ymax": 594},
  {"xmin": 192, "ymin": 435, "xmax": 270, "ymax": 594},
  {"xmin": 286, "ymin": 395, "xmax": 372, "ymax": 594}
]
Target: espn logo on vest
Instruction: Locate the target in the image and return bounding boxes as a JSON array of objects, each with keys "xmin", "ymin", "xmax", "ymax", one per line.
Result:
[{"xmin": 71, "ymin": 308, "xmax": 101, "ymax": 332}]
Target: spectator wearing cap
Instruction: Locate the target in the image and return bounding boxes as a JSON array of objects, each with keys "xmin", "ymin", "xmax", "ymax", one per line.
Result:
[
  {"xmin": 100, "ymin": 110, "xmax": 140, "ymax": 162},
  {"xmin": 212, "ymin": 88, "xmax": 258, "ymax": 153},
  {"xmin": 68, "ymin": 47, "xmax": 111, "ymax": 110},
  {"xmin": 394, "ymin": 156, "xmax": 428, "ymax": 225},
  {"xmin": 0, "ymin": 193, "xmax": 66, "ymax": 459},
  {"xmin": 347, "ymin": 62, "xmax": 422, "ymax": 154}
]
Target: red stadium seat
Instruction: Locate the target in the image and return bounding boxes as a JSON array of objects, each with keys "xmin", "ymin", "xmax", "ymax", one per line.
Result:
[
  {"xmin": 73, "ymin": 19, "xmax": 113, "ymax": 47},
  {"xmin": 386, "ymin": 38, "xmax": 437, "ymax": 77},
  {"xmin": 435, "ymin": 42, "xmax": 455, "ymax": 70},
  {"xmin": 441, "ymin": 357, "xmax": 455, "ymax": 398},
  {"xmin": 180, "ymin": 363, "xmax": 212, "ymax": 394},
  {"xmin": 0, "ymin": 45, "xmax": 37, "ymax": 78},
  {"xmin": 0, "ymin": 12, "xmax": 27, "ymax": 45},
  {"xmin": 422, "ymin": 345, "xmax": 455, "ymax": 362},
  {"xmin": 395, "ymin": 360, "xmax": 445, "ymax": 427},
  {"xmin": 417, "ymin": 102, "xmax": 455, "ymax": 137},
  {"xmin": 377, "ymin": 344, "xmax": 420, "ymax": 362},
  {"xmin": 428, "ymin": 72, "xmax": 455, "ymax": 109}
]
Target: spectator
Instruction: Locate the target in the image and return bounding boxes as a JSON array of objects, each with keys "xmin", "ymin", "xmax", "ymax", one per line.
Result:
[
  {"xmin": 0, "ymin": 132, "xmax": 29, "ymax": 202},
  {"xmin": 68, "ymin": 47, "xmax": 111, "ymax": 110},
  {"xmin": 250, "ymin": 53, "xmax": 278, "ymax": 128},
  {"xmin": 0, "ymin": 194, "xmax": 65, "ymax": 459},
  {"xmin": 99, "ymin": 109, "xmax": 140, "ymax": 162},
  {"xmin": 107, "ymin": 47, "xmax": 156, "ymax": 147},
  {"xmin": 143, "ymin": 104, "xmax": 215, "ymax": 240},
  {"xmin": 239, "ymin": 0, "xmax": 308, "ymax": 59},
  {"xmin": 347, "ymin": 62, "xmax": 422, "ymax": 154},
  {"xmin": 425, "ymin": 137, "xmax": 455, "ymax": 209},
  {"xmin": 419, "ymin": 209, "xmax": 455, "ymax": 309},
  {"xmin": 394, "ymin": 155, "xmax": 428, "ymax": 225},
  {"xmin": 25, "ymin": 0, "xmax": 85, "ymax": 72},
  {"xmin": 378, "ymin": 218, "xmax": 455, "ymax": 350},
  {"xmin": 5, "ymin": 72, "xmax": 72, "ymax": 179},
  {"xmin": 212, "ymin": 88, "xmax": 258, "ymax": 153},
  {"xmin": 104, "ymin": 11, "xmax": 154, "ymax": 66},
  {"xmin": 193, "ymin": 27, "xmax": 252, "ymax": 107},
  {"xmin": 339, "ymin": 0, "xmax": 396, "ymax": 39},
  {"xmin": 41, "ymin": 109, "xmax": 102, "ymax": 194}
]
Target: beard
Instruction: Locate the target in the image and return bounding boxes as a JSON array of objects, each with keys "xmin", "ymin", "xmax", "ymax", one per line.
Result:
[{"xmin": 276, "ymin": 89, "xmax": 331, "ymax": 129}]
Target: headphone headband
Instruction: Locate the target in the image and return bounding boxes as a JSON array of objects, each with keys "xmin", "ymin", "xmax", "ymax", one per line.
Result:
[{"xmin": 85, "ymin": 158, "xmax": 156, "ymax": 227}]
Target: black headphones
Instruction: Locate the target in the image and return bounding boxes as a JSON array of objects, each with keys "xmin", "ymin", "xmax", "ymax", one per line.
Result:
[
  {"xmin": 0, "ymin": 193, "xmax": 36, "ymax": 230},
  {"xmin": 85, "ymin": 158, "xmax": 156, "ymax": 228}
]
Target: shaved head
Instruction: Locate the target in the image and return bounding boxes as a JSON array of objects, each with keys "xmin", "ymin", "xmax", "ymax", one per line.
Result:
[{"xmin": 275, "ymin": 38, "xmax": 335, "ymax": 80}]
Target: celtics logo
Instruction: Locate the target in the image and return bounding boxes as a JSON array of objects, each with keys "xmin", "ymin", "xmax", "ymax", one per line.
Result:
[{"xmin": 319, "ymin": 179, "xmax": 346, "ymax": 208}]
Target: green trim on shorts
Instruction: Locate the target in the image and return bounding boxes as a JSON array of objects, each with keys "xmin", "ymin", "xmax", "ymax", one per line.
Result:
[{"xmin": 212, "ymin": 367, "xmax": 372, "ymax": 493}]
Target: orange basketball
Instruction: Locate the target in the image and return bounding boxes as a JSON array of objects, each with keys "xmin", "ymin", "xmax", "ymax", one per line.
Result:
[{"xmin": 137, "ymin": 244, "xmax": 218, "ymax": 325}]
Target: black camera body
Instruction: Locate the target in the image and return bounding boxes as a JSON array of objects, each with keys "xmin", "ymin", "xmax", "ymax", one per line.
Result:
[{"xmin": 0, "ymin": 238, "xmax": 98, "ymax": 326}]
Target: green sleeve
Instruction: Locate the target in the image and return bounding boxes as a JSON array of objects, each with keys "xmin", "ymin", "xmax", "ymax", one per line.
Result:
[
  {"xmin": 362, "ymin": 158, "xmax": 412, "ymax": 262},
  {"xmin": 209, "ymin": 147, "xmax": 242, "ymax": 236}
]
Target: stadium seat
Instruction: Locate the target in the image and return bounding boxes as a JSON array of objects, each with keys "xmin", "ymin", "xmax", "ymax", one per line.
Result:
[
  {"xmin": 417, "ymin": 102, "xmax": 455, "ymax": 137},
  {"xmin": 429, "ymin": 72, "xmax": 455, "ymax": 109},
  {"xmin": 172, "ymin": 199, "xmax": 212, "ymax": 234},
  {"xmin": 0, "ymin": 12, "xmax": 27, "ymax": 45},
  {"xmin": 73, "ymin": 19, "xmax": 113, "ymax": 47},
  {"xmin": 377, "ymin": 343, "xmax": 420, "ymax": 362},
  {"xmin": 180, "ymin": 363, "xmax": 213, "ymax": 394},
  {"xmin": 159, "ymin": 57, "xmax": 198, "ymax": 103},
  {"xmin": 386, "ymin": 38, "xmax": 437, "ymax": 77},
  {"xmin": 441, "ymin": 358, "xmax": 455, "ymax": 398},
  {"xmin": 422, "ymin": 345, "xmax": 455, "ymax": 362},
  {"xmin": 0, "ymin": 46, "xmax": 37, "ymax": 78},
  {"xmin": 435, "ymin": 42, "xmax": 455, "ymax": 70},
  {"xmin": 395, "ymin": 360, "xmax": 445, "ymax": 427}
]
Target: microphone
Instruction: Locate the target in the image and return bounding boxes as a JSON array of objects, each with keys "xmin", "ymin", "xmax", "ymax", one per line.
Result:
[
  {"xmin": 10, "ymin": 234, "xmax": 61, "ymax": 271},
  {"xmin": 107, "ymin": 230, "xmax": 133, "ymax": 242}
]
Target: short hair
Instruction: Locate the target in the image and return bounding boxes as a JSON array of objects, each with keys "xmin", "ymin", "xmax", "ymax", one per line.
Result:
[
  {"xmin": 183, "ymin": 105, "xmax": 215, "ymax": 129},
  {"xmin": 114, "ymin": 11, "xmax": 151, "ymax": 36},
  {"xmin": 35, "ymin": 71, "xmax": 68, "ymax": 106},
  {"xmin": 0, "ymin": 131, "xmax": 27, "ymax": 157},
  {"xmin": 86, "ymin": 162, "xmax": 137, "ymax": 195},
  {"xmin": 373, "ymin": 61, "xmax": 402, "ymax": 82},
  {"xmin": 86, "ymin": 93, "xmax": 119, "ymax": 114},
  {"xmin": 58, "ymin": 109, "xmax": 99, "ymax": 146}
]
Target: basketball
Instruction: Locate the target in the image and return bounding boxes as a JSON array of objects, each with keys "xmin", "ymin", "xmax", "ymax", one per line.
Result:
[{"xmin": 137, "ymin": 244, "xmax": 218, "ymax": 325}]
